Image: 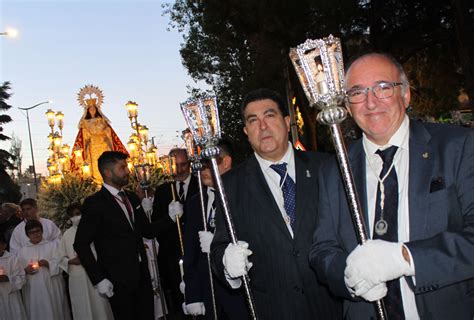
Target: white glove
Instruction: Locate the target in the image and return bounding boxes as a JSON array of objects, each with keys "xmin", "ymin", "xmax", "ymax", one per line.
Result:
[
  {"xmin": 198, "ymin": 231, "xmax": 214, "ymax": 254},
  {"xmin": 345, "ymin": 240, "xmax": 413, "ymax": 296},
  {"xmin": 141, "ymin": 197, "xmax": 154, "ymax": 212},
  {"xmin": 179, "ymin": 280, "xmax": 185, "ymax": 294},
  {"xmin": 168, "ymin": 201, "xmax": 183, "ymax": 222},
  {"xmin": 361, "ymin": 283, "xmax": 387, "ymax": 301},
  {"xmin": 185, "ymin": 302, "xmax": 206, "ymax": 316},
  {"xmin": 223, "ymin": 241, "xmax": 253, "ymax": 279},
  {"xmin": 182, "ymin": 302, "xmax": 190, "ymax": 315},
  {"xmin": 97, "ymin": 279, "xmax": 114, "ymax": 298}
]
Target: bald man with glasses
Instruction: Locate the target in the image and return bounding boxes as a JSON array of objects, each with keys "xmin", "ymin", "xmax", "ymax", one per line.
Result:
[{"xmin": 310, "ymin": 53, "xmax": 474, "ymax": 319}]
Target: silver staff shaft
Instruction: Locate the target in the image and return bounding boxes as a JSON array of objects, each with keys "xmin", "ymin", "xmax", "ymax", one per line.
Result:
[
  {"xmin": 210, "ymin": 157, "xmax": 258, "ymax": 320},
  {"xmin": 320, "ymin": 110, "xmax": 387, "ymax": 320},
  {"xmin": 196, "ymin": 171, "xmax": 218, "ymax": 320},
  {"xmin": 143, "ymin": 202, "xmax": 168, "ymax": 320}
]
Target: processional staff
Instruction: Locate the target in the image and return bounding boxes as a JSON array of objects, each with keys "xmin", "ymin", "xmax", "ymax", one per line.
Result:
[
  {"xmin": 181, "ymin": 96, "xmax": 258, "ymax": 320},
  {"xmin": 161, "ymin": 155, "xmax": 186, "ymax": 279},
  {"xmin": 182, "ymin": 128, "xmax": 218, "ymax": 320},
  {"xmin": 289, "ymin": 35, "xmax": 387, "ymax": 320},
  {"xmin": 134, "ymin": 164, "xmax": 168, "ymax": 320}
]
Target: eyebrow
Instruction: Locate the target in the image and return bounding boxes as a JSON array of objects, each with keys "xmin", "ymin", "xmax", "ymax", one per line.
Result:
[{"xmin": 346, "ymin": 80, "xmax": 392, "ymax": 90}]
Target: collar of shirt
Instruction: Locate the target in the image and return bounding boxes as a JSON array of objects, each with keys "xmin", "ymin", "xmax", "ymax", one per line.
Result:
[
  {"xmin": 103, "ymin": 183, "xmax": 124, "ymax": 198},
  {"xmin": 363, "ymin": 115, "xmax": 410, "ymax": 158},
  {"xmin": 254, "ymin": 141, "xmax": 296, "ymax": 183},
  {"xmin": 175, "ymin": 173, "xmax": 192, "ymax": 193}
]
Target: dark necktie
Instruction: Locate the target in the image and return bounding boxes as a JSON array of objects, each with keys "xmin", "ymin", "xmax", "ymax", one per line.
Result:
[
  {"xmin": 118, "ymin": 191, "xmax": 134, "ymax": 225},
  {"xmin": 270, "ymin": 163, "xmax": 296, "ymax": 228},
  {"xmin": 373, "ymin": 146, "xmax": 404, "ymax": 319},
  {"xmin": 178, "ymin": 181, "xmax": 185, "ymax": 202}
]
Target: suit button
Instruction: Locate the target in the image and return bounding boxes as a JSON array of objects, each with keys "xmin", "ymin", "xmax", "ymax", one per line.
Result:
[
  {"xmin": 293, "ymin": 250, "xmax": 300, "ymax": 257},
  {"xmin": 293, "ymin": 285, "xmax": 301, "ymax": 293}
]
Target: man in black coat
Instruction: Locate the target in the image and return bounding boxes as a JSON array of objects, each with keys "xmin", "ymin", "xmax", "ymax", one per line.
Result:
[
  {"xmin": 152, "ymin": 148, "xmax": 199, "ymax": 318},
  {"xmin": 74, "ymin": 151, "xmax": 178, "ymax": 320},
  {"xmin": 211, "ymin": 88, "xmax": 341, "ymax": 319},
  {"xmin": 183, "ymin": 140, "xmax": 248, "ymax": 319}
]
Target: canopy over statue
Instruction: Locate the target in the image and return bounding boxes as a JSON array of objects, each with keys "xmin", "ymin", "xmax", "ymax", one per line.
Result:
[{"xmin": 70, "ymin": 85, "xmax": 128, "ymax": 183}]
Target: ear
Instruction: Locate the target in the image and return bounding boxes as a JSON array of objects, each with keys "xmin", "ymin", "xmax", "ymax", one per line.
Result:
[
  {"xmin": 403, "ymin": 86, "xmax": 411, "ymax": 108},
  {"xmin": 222, "ymin": 155, "xmax": 232, "ymax": 171},
  {"xmin": 284, "ymin": 116, "xmax": 291, "ymax": 132},
  {"xmin": 243, "ymin": 125, "xmax": 248, "ymax": 136}
]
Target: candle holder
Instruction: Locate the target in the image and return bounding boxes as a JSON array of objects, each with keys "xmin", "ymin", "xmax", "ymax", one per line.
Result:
[
  {"xmin": 289, "ymin": 35, "xmax": 386, "ymax": 320},
  {"xmin": 134, "ymin": 163, "xmax": 152, "ymax": 190},
  {"xmin": 29, "ymin": 260, "xmax": 39, "ymax": 273},
  {"xmin": 181, "ymin": 95, "xmax": 258, "ymax": 320}
]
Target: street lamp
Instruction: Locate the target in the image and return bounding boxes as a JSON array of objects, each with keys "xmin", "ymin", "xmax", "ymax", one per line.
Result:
[
  {"xmin": 19, "ymin": 100, "xmax": 53, "ymax": 192},
  {"xmin": 0, "ymin": 28, "xmax": 19, "ymax": 38}
]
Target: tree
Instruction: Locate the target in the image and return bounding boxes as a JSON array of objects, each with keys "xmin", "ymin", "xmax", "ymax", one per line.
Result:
[
  {"xmin": 9, "ymin": 133, "xmax": 22, "ymax": 179},
  {"xmin": 0, "ymin": 81, "xmax": 20, "ymax": 203},
  {"xmin": 166, "ymin": 0, "xmax": 472, "ymax": 153},
  {"xmin": 0, "ymin": 81, "xmax": 14, "ymax": 170}
]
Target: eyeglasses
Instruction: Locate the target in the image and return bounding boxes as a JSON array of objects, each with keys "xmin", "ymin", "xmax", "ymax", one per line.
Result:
[{"xmin": 346, "ymin": 82, "xmax": 405, "ymax": 104}]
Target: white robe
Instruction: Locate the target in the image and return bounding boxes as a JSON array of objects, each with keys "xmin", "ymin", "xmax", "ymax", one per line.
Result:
[
  {"xmin": 18, "ymin": 240, "xmax": 71, "ymax": 320},
  {"xmin": 9, "ymin": 218, "xmax": 61, "ymax": 254},
  {"xmin": 0, "ymin": 251, "xmax": 27, "ymax": 320},
  {"xmin": 56, "ymin": 225, "xmax": 114, "ymax": 320}
]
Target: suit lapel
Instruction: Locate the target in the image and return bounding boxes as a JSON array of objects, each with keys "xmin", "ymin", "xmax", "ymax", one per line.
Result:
[
  {"xmin": 99, "ymin": 187, "xmax": 135, "ymax": 233},
  {"xmin": 246, "ymin": 155, "xmax": 292, "ymax": 241},
  {"xmin": 348, "ymin": 141, "xmax": 370, "ymax": 236},
  {"xmin": 293, "ymin": 151, "xmax": 312, "ymax": 239},
  {"xmin": 408, "ymin": 120, "xmax": 432, "ymax": 241}
]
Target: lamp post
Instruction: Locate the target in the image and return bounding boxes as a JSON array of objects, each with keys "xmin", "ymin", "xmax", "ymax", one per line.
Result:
[
  {"xmin": 0, "ymin": 28, "xmax": 19, "ymax": 38},
  {"xmin": 19, "ymin": 101, "xmax": 52, "ymax": 192}
]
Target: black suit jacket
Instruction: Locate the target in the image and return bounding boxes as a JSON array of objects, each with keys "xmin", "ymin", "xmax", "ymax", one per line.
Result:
[
  {"xmin": 211, "ymin": 150, "xmax": 342, "ymax": 320},
  {"xmin": 152, "ymin": 174, "xmax": 199, "ymax": 287},
  {"xmin": 184, "ymin": 188, "xmax": 248, "ymax": 319},
  {"xmin": 310, "ymin": 120, "xmax": 474, "ymax": 319},
  {"xmin": 74, "ymin": 187, "xmax": 163, "ymax": 289}
]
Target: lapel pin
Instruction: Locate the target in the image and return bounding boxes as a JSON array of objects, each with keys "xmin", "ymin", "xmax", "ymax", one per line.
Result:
[
  {"xmin": 422, "ymin": 152, "xmax": 429, "ymax": 159},
  {"xmin": 306, "ymin": 170, "xmax": 311, "ymax": 178}
]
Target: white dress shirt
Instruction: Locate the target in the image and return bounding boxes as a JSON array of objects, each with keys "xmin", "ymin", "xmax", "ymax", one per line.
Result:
[
  {"xmin": 103, "ymin": 183, "xmax": 134, "ymax": 228},
  {"xmin": 255, "ymin": 142, "xmax": 296, "ymax": 238},
  {"xmin": 363, "ymin": 115, "xmax": 419, "ymax": 319},
  {"xmin": 206, "ymin": 187, "xmax": 216, "ymax": 223},
  {"xmin": 175, "ymin": 173, "xmax": 192, "ymax": 201}
]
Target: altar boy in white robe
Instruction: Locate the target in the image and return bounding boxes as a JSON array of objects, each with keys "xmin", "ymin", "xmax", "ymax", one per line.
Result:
[
  {"xmin": 56, "ymin": 203, "xmax": 113, "ymax": 320},
  {"xmin": 18, "ymin": 220, "xmax": 71, "ymax": 320},
  {"xmin": 0, "ymin": 233, "xmax": 27, "ymax": 320}
]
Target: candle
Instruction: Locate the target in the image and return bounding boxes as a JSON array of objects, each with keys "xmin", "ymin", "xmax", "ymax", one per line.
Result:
[
  {"xmin": 29, "ymin": 260, "xmax": 39, "ymax": 272},
  {"xmin": 315, "ymin": 64, "xmax": 329, "ymax": 95},
  {"xmin": 179, "ymin": 259, "xmax": 184, "ymax": 278}
]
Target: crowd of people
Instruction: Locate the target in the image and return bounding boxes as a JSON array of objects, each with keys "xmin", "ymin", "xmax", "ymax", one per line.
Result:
[{"xmin": 1, "ymin": 53, "xmax": 473, "ymax": 320}]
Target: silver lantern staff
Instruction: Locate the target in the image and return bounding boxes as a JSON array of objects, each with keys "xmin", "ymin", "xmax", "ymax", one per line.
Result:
[
  {"xmin": 289, "ymin": 35, "xmax": 387, "ymax": 320},
  {"xmin": 134, "ymin": 164, "xmax": 168, "ymax": 320},
  {"xmin": 159, "ymin": 155, "xmax": 186, "ymax": 281},
  {"xmin": 182, "ymin": 129, "xmax": 218, "ymax": 320},
  {"xmin": 180, "ymin": 96, "xmax": 258, "ymax": 320}
]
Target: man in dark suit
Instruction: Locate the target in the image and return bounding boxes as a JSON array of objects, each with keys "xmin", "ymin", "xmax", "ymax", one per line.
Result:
[
  {"xmin": 74, "ymin": 151, "xmax": 178, "ymax": 320},
  {"xmin": 310, "ymin": 53, "xmax": 474, "ymax": 319},
  {"xmin": 211, "ymin": 88, "xmax": 341, "ymax": 319},
  {"xmin": 183, "ymin": 140, "xmax": 248, "ymax": 319},
  {"xmin": 152, "ymin": 148, "xmax": 199, "ymax": 318}
]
